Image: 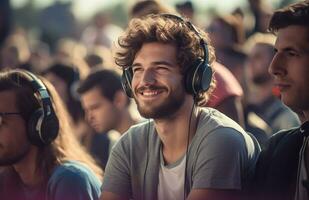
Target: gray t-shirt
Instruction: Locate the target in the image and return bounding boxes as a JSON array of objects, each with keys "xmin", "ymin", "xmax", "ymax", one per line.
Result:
[{"xmin": 102, "ymin": 108, "xmax": 260, "ymax": 200}]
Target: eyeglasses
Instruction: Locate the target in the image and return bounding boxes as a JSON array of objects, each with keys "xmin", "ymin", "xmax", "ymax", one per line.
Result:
[{"xmin": 0, "ymin": 112, "xmax": 22, "ymax": 126}]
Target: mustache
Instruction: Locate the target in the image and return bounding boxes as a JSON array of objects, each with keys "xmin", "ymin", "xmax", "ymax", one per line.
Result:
[{"xmin": 136, "ymin": 85, "xmax": 166, "ymax": 93}]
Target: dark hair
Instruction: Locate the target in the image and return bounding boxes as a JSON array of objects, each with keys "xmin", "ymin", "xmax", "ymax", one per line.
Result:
[
  {"xmin": 210, "ymin": 15, "xmax": 245, "ymax": 45},
  {"xmin": 77, "ymin": 68, "xmax": 127, "ymax": 104},
  {"xmin": 42, "ymin": 62, "xmax": 83, "ymax": 123},
  {"xmin": 269, "ymin": 0, "xmax": 309, "ymax": 33},
  {"xmin": 0, "ymin": 72, "xmax": 40, "ymax": 123},
  {"xmin": 114, "ymin": 14, "xmax": 216, "ymax": 105}
]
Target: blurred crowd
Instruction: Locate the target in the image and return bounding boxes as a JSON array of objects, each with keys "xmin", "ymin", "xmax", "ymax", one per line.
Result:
[{"xmin": 0, "ymin": 0, "xmax": 305, "ymax": 199}]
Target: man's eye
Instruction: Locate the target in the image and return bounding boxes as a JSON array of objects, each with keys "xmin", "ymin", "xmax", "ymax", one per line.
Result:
[
  {"xmin": 287, "ymin": 51, "xmax": 298, "ymax": 57},
  {"xmin": 132, "ymin": 67, "xmax": 142, "ymax": 73},
  {"xmin": 156, "ymin": 66, "xmax": 170, "ymax": 72}
]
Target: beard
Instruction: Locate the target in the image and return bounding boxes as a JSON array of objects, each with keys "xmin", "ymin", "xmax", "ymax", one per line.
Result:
[
  {"xmin": 0, "ymin": 143, "xmax": 31, "ymax": 166},
  {"xmin": 135, "ymin": 84, "xmax": 186, "ymax": 119}
]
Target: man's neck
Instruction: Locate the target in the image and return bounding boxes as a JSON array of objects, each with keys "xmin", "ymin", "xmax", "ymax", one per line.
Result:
[
  {"xmin": 154, "ymin": 98, "xmax": 199, "ymax": 164},
  {"xmin": 13, "ymin": 147, "xmax": 44, "ymax": 188}
]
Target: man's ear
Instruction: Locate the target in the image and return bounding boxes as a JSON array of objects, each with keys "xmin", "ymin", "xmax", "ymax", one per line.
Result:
[{"xmin": 113, "ymin": 90, "xmax": 129, "ymax": 109}]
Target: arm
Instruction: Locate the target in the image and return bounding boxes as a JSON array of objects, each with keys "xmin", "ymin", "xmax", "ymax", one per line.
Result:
[
  {"xmin": 47, "ymin": 168, "xmax": 101, "ymax": 200},
  {"xmin": 100, "ymin": 139, "xmax": 132, "ymax": 200}
]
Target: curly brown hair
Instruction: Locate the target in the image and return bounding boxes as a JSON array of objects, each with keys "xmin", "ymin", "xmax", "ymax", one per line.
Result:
[{"xmin": 114, "ymin": 14, "xmax": 216, "ymax": 105}]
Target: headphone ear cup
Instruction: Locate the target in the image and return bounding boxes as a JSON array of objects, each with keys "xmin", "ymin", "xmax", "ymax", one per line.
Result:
[
  {"xmin": 40, "ymin": 113, "xmax": 59, "ymax": 145},
  {"xmin": 28, "ymin": 109, "xmax": 45, "ymax": 146},
  {"xmin": 28, "ymin": 108, "xmax": 59, "ymax": 146},
  {"xmin": 121, "ymin": 68, "xmax": 134, "ymax": 98},
  {"xmin": 185, "ymin": 59, "xmax": 212, "ymax": 95},
  {"xmin": 199, "ymin": 63, "xmax": 212, "ymax": 92}
]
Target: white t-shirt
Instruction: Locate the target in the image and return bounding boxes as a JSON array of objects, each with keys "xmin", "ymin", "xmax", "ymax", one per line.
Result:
[{"xmin": 158, "ymin": 151, "xmax": 186, "ymax": 200}]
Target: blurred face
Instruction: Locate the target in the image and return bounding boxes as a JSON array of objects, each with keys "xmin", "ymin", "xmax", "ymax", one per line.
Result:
[
  {"xmin": 269, "ymin": 25, "xmax": 309, "ymax": 112},
  {"xmin": 0, "ymin": 90, "xmax": 31, "ymax": 166},
  {"xmin": 247, "ymin": 43, "xmax": 273, "ymax": 85},
  {"xmin": 131, "ymin": 42, "xmax": 187, "ymax": 119},
  {"xmin": 81, "ymin": 87, "xmax": 118, "ymax": 133},
  {"xmin": 44, "ymin": 73, "xmax": 68, "ymax": 103},
  {"xmin": 207, "ymin": 20, "xmax": 232, "ymax": 49}
]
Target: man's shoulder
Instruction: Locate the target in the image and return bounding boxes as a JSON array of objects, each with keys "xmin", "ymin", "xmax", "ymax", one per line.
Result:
[
  {"xmin": 48, "ymin": 161, "xmax": 100, "ymax": 186},
  {"xmin": 112, "ymin": 120, "xmax": 158, "ymax": 152},
  {"xmin": 120, "ymin": 120, "xmax": 155, "ymax": 141},
  {"xmin": 198, "ymin": 107, "xmax": 246, "ymax": 134},
  {"xmin": 197, "ymin": 107, "xmax": 260, "ymax": 155},
  {"xmin": 268, "ymin": 127, "xmax": 301, "ymax": 146},
  {"xmin": 257, "ymin": 127, "xmax": 302, "ymax": 173},
  {"xmin": 47, "ymin": 161, "xmax": 101, "ymax": 198}
]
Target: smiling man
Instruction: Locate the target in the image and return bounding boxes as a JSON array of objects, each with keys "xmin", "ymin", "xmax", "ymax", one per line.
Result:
[
  {"xmin": 100, "ymin": 14, "xmax": 260, "ymax": 200},
  {"xmin": 254, "ymin": 1, "xmax": 309, "ymax": 200}
]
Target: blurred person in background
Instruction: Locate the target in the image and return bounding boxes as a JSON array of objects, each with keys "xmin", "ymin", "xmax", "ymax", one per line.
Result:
[
  {"xmin": 41, "ymin": 61, "xmax": 111, "ymax": 170},
  {"xmin": 129, "ymin": 0, "xmax": 178, "ymax": 19},
  {"xmin": 84, "ymin": 45, "xmax": 120, "ymax": 73},
  {"xmin": 0, "ymin": 0, "xmax": 11, "ymax": 47},
  {"xmin": 0, "ymin": 29, "xmax": 31, "ymax": 71},
  {"xmin": 247, "ymin": 0, "xmax": 273, "ymax": 36},
  {"xmin": 42, "ymin": 61, "xmax": 87, "ymax": 138},
  {"xmin": 176, "ymin": 1, "xmax": 195, "ymax": 21},
  {"xmin": 77, "ymin": 68, "xmax": 138, "ymax": 168},
  {"xmin": 81, "ymin": 11, "xmax": 123, "ymax": 49},
  {"xmin": 39, "ymin": 1, "xmax": 77, "ymax": 52},
  {"xmin": 0, "ymin": 69, "xmax": 102, "ymax": 200},
  {"xmin": 206, "ymin": 15, "xmax": 245, "ymax": 77},
  {"xmin": 245, "ymin": 32, "xmax": 300, "ymax": 134}
]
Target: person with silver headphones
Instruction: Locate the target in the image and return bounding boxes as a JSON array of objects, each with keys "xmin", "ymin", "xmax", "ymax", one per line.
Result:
[
  {"xmin": 0, "ymin": 69, "xmax": 102, "ymax": 199},
  {"xmin": 100, "ymin": 13, "xmax": 260, "ymax": 200}
]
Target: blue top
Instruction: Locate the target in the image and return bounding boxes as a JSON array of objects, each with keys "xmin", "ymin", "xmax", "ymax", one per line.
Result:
[
  {"xmin": 46, "ymin": 160, "xmax": 102, "ymax": 200},
  {"xmin": 0, "ymin": 160, "xmax": 102, "ymax": 200}
]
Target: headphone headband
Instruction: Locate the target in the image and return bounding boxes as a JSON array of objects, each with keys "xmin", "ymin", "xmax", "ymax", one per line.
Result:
[
  {"xmin": 159, "ymin": 13, "xmax": 210, "ymax": 63},
  {"xmin": 9, "ymin": 69, "xmax": 59, "ymax": 146},
  {"xmin": 121, "ymin": 13, "xmax": 213, "ymax": 98}
]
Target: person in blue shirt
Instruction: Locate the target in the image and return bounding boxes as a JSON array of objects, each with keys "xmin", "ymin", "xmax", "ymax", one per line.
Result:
[{"xmin": 0, "ymin": 69, "xmax": 102, "ymax": 200}]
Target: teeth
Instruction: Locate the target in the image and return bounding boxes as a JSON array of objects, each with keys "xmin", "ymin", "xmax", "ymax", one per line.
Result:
[{"xmin": 142, "ymin": 90, "xmax": 159, "ymax": 96}]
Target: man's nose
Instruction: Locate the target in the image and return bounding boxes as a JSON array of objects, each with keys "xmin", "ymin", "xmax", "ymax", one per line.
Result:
[
  {"xmin": 140, "ymin": 68, "xmax": 156, "ymax": 85},
  {"xmin": 269, "ymin": 53, "xmax": 286, "ymax": 77}
]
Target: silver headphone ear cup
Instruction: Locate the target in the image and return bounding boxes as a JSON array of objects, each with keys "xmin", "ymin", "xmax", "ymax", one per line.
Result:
[
  {"xmin": 121, "ymin": 68, "xmax": 134, "ymax": 98},
  {"xmin": 185, "ymin": 60, "xmax": 212, "ymax": 95}
]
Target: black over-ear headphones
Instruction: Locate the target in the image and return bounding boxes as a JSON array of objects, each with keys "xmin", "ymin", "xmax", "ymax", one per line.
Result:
[
  {"xmin": 121, "ymin": 13, "xmax": 213, "ymax": 98},
  {"xmin": 10, "ymin": 70, "xmax": 59, "ymax": 146}
]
